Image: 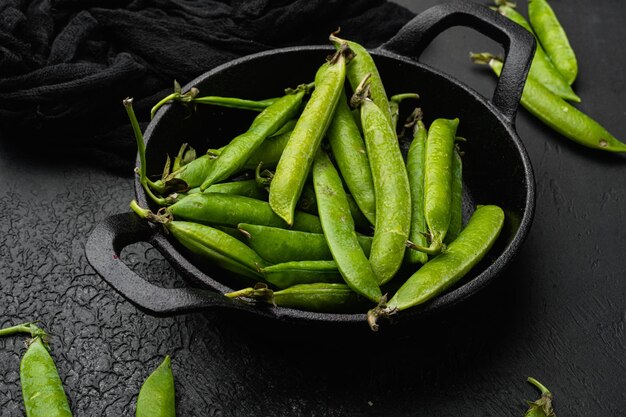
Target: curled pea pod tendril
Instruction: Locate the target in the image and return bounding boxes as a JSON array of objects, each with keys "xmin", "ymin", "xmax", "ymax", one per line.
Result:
[
  {"xmin": 472, "ymin": 54, "xmax": 626, "ymax": 152},
  {"xmin": 389, "ymin": 93, "xmax": 420, "ymax": 132},
  {"xmin": 0, "ymin": 322, "xmax": 73, "ymax": 417},
  {"xmin": 136, "ymin": 356, "xmax": 176, "ymax": 417}
]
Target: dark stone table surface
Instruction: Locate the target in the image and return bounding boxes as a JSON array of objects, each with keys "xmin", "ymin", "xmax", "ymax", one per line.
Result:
[{"xmin": 1, "ymin": 0, "xmax": 624, "ymax": 415}]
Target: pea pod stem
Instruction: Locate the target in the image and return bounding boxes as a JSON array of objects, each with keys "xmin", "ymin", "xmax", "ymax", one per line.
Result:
[
  {"xmin": 124, "ymin": 98, "xmax": 170, "ymax": 206},
  {"xmin": 472, "ymin": 53, "xmax": 626, "ymax": 152},
  {"xmin": 0, "ymin": 322, "xmax": 48, "ymax": 340},
  {"xmin": 389, "ymin": 93, "xmax": 420, "ymax": 132},
  {"xmin": 525, "ymin": 377, "xmax": 556, "ymax": 417}
]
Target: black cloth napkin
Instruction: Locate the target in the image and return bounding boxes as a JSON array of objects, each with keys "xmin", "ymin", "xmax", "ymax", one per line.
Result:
[{"xmin": 0, "ymin": 0, "xmax": 413, "ymax": 173}]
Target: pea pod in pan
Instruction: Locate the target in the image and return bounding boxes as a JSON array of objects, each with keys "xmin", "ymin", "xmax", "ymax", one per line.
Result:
[
  {"xmin": 352, "ymin": 75, "xmax": 411, "ymax": 285},
  {"xmin": 131, "ymin": 200, "xmax": 267, "ymax": 280},
  {"xmin": 409, "ymin": 117, "xmax": 459, "ymax": 255},
  {"xmin": 494, "ymin": 2, "xmax": 580, "ymax": 102},
  {"xmin": 297, "ymin": 185, "xmax": 371, "ymax": 231},
  {"xmin": 261, "ymin": 260, "xmax": 343, "ymax": 289},
  {"xmin": 136, "ymin": 356, "xmax": 175, "ymax": 417},
  {"xmin": 472, "ymin": 54, "xmax": 626, "ymax": 152},
  {"xmin": 226, "ymin": 283, "xmax": 367, "ymax": 313},
  {"xmin": 528, "ymin": 0, "xmax": 578, "ymax": 85},
  {"xmin": 0, "ymin": 322, "xmax": 73, "ymax": 417},
  {"xmin": 199, "ymin": 85, "xmax": 309, "ymax": 190},
  {"xmin": 312, "ymin": 149, "xmax": 382, "ymax": 303},
  {"xmin": 237, "ymin": 223, "xmax": 372, "ymax": 264},
  {"xmin": 167, "ymin": 193, "xmax": 323, "ymax": 233},
  {"xmin": 178, "ymin": 179, "xmax": 267, "ymax": 201},
  {"xmin": 269, "ymin": 44, "xmax": 351, "ymax": 225},
  {"xmin": 444, "ymin": 147, "xmax": 464, "ymax": 244},
  {"xmin": 326, "ymin": 89, "xmax": 376, "ymax": 225},
  {"xmin": 369, "ymin": 205, "xmax": 504, "ymax": 330},
  {"xmin": 405, "ymin": 110, "xmax": 429, "ymax": 265}
]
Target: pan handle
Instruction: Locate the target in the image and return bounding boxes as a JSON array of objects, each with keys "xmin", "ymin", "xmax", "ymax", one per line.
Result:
[
  {"xmin": 378, "ymin": 0, "xmax": 535, "ymax": 123},
  {"xmin": 85, "ymin": 212, "xmax": 253, "ymax": 315}
]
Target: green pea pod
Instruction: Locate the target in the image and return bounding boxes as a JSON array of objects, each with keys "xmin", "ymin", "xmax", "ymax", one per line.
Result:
[
  {"xmin": 495, "ymin": 3, "xmax": 580, "ymax": 102},
  {"xmin": 180, "ymin": 180, "xmax": 267, "ymax": 200},
  {"xmin": 528, "ymin": 0, "xmax": 578, "ymax": 85},
  {"xmin": 406, "ymin": 116, "xmax": 429, "ymax": 265},
  {"xmin": 227, "ymin": 283, "xmax": 365, "ymax": 313},
  {"xmin": 326, "ymin": 89, "xmax": 376, "ymax": 225},
  {"xmin": 330, "ymin": 33, "xmax": 392, "ymax": 126},
  {"xmin": 238, "ymin": 223, "xmax": 372, "ymax": 264},
  {"xmin": 388, "ymin": 205, "xmax": 504, "ymax": 312},
  {"xmin": 421, "ymin": 117, "xmax": 459, "ymax": 254},
  {"xmin": 261, "ymin": 260, "xmax": 343, "ymax": 289},
  {"xmin": 353, "ymin": 77, "xmax": 412, "ymax": 285},
  {"xmin": 444, "ymin": 148, "xmax": 463, "ymax": 244},
  {"xmin": 269, "ymin": 45, "xmax": 350, "ymax": 225},
  {"xmin": 131, "ymin": 200, "xmax": 267, "ymax": 280},
  {"xmin": 312, "ymin": 150, "xmax": 382, "ymax": 302},
  {"xmin": 473, "ymin": 54, "xmax": 626, "ymax": 152},
  {"xmin": 524, "ymin": 377, "xmax": 556, "ymax": 417},
  {"xmin": 167, "ymin": 193, "xmax": 323, "ymax": 233},
  {"xmin": 136, "ymin": 356, "xmax": 175, "ymax": 417},
  {"xmin": 200, "ymin": 87, "xmax": 307, "ymax": 190},
  {"xmin": 0, "ymin": 322, "xmax": 72, "ymax": 417}
]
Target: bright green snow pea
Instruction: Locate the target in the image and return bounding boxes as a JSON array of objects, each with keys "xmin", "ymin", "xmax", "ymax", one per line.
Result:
[
  {"xmin": 495, "ymin": 2, "xmax": 580, "ymax": 102},
  {"xmin": 237, "ymin": 223, "xmax": 372, "ymax": 264},
  {"xmin": 326, "ymin": 89, "xmax": 376, "ymax": 225},
  {"xmin": 352, "ymin": 75, "xmax": 412, "ymax": 285},
  {"xmin": 472, "ymin": 54, "xmax": 626, "ymax": 152},
  {"xmin": 167, "ymin": 193, "xmax": 323, "ymax": 233},
  {"xmin": 136, "ymin": 356, "xmax": 175, "ymax": 417},
  {"xmin": 444, "ymin": 147, "xmax": 463, "ymax": 244},
  {"xmin": 312, "ymin": 150, "xmax": 382, "ymax": 302},
  {"xmin": 0, "ymin": 322, "xmax": 72, "ymax": 417},
  {"xmin": 261, "ymin": 260, "xmax": 343, "ymax": 289},
  {"xmin": 528, "ymin": 0, "xmax": 578, "ymax": 85},
  {"xmin": 405, "ymin": 112, "xmax": 429, "ymax": 265},
  {"xmin": 269, "ymin": 44, "xmax": 350, "ymax": 225}
]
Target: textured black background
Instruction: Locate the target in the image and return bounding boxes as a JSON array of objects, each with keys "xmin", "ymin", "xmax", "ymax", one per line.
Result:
[{"xmin": 1, "ymin": 0, "xmax": 625, "ymax": 416}]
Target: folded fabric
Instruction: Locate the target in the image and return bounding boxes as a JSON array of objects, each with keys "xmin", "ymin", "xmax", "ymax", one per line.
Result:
[{"xmin": 0, "ymin": 0, "xmax": 413, "ymax": 172}]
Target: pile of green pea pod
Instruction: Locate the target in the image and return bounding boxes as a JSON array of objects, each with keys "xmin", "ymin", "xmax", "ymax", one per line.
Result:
[
  {"xmin": 0, "ymin": 322, "xmax": 174, "ymax": 417},
  {"xmin": 126, "ymin": 33, "xmax": 506, "ymax": 332},
  {"xmin": 472, "ymin": 0, "xmax": 626, "ymax": 153}
]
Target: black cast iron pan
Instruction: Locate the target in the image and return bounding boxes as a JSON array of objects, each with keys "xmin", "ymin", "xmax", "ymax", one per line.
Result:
[{"xmin": 86, "ymin": 1, "xmax": 536, "ymax": 329}]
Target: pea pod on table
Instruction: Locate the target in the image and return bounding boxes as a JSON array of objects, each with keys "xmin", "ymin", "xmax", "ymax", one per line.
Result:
[
  {"xmin": 494, "ymin": 1, "xmax": 580, "ymax": 102},
  {"xmin": 472, "ymin": 54, "xmax": 626, "ymax": 152},
  {"xmin": 269, "ymin": 43, "xmax": 351, "ymax": 225},
  {"xmin": 0, "ymin": 322, "xmax": 73, "ymax": 417},
  {"xmin": 352, "ymin": 75, "xmax": 412, "ymax": 285},
  {"xmin": 368, "ymin": 205, "xmax": 505, "ymax": 331},
  {"xmin": 136, "ymin": 356, "xmax": 176, "ymax": 417},
  {"xmin": 528, "ymin": 0, "xmax": 578, "ymax": 85}
]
